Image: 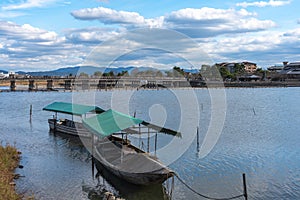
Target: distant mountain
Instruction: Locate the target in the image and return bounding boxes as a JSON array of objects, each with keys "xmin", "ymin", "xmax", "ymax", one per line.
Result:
[
  {"xmin": 20, "ymin": 66, "xmax": 158, "ymax": 77},
  {"xmin": 17, "ymin": 67, "xmax": 80, "ymax": 77},
  {"xmin": 3, "ymin": 66, "xmax": 198, "ymax": 77},
  {"xmin": 0, "ymin": 70, "xmax": 8, "ymax": 74}
]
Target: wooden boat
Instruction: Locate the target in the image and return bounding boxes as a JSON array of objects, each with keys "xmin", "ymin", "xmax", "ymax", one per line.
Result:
[
  {"xmin": 92, "ymin": 135, "xmax": 174, "ymax": 185},
  {"xmin": 83, "ymin": 109, "xmax": 180, "ymax": 185},
  {"xmin": 43, "ymin": 102, "xmax": 180, "ymax": 185},
  {"xmin": 43, "ymin": 102, "xmax": 104, "ymax": 137},
  {"xmin": 47, "ymin": 118, "xmax": 92, "ymax": 137}
]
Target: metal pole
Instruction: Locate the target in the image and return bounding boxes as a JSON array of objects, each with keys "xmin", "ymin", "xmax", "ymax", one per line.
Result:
[
  {"xmin": 92, "ymin": 135, "xmax": 95, "ymax": 180},
  {"xmin": 154, "ymin": 133, "xmax": 157, "ymax": 156},
  {"xmin": 139, "ymin": 124, "xmax": 141, "ymax": 148},
  {"xmin": 243, "ymin": 173, "xmax": 248, "ymax": 200},
  {"xmin": 147, "ymin": 128, "xmax": 150, "ymax": 153},
  {"xmin": 54, "ymin": 112, "xmax": 57, "ymax": 133}
]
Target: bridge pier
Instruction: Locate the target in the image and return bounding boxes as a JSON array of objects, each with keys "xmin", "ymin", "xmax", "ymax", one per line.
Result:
[
  {"xmin": 64, "ymin": 80, "xmax": 72, "ymax": 90},
  {"xmin": 29, "ymin": 80, "xmax": 35, "ymax": 91},
  {"xmin": 47, "ymin": 80, "xmax": 53, "ymax": 90},
  {"xmin": 10, "ymin": 80, "xmax": 16, "ymax": 91},
  {"xmin": 82, "ymin": 80, "xmax": 90, "ymax": 90}
]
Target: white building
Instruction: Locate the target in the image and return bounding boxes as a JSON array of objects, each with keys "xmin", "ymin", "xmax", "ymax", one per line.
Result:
[
  {"xmin": 281, "ymin": 62, "xmax": 300, "ymax": 75},
  {"xmin": 0, "ymin": 72, "xmax": 9, "ymax": 79}
]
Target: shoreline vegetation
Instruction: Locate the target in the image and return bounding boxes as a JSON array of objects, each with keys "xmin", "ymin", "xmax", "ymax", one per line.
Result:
[{"xmin": 0, "ymin": 144, "xmax": 22, "ymax": 200}]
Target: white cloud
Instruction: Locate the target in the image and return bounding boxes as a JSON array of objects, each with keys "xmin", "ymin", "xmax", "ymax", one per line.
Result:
[
  {"xmin": 0, "ymin": 20, "xmax": 90, "ymax": 71},
  {"xmin": 197, "ymin": 28, "xmax": 300, "ymax": 67},
  {"xmin": 0, "ymin": 11, "xmax": 27, "ymax": 18},
  {"xmin": 236, "ymin": 0, "xmax": 291, "ymax": 8},
  {"xmin": 64, "ymin": 27, "xmax": 120, "ymax": 44},
  {"xmin": 0, "ymin": 21, "xmax": 59, "ymax": 42},
  {"xmin": 2, "ymin": 0, "xmax": 61, "ymax": 10},
  {"xmin": 165, "ymin": 7, "xmax": 275, "ymax": 37},
  {"xmin": 71, "ymin": 7, "xmax": 275, "ymax": 38},
  {"xmin": 71, "ymin": 7, "xmax": 145, "ymax": 25},
  {"xmin": 167, "ymin": 7, "xmax": 256, "ymax": 21}
]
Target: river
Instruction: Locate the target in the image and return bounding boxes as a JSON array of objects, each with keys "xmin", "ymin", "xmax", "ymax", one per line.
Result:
[{"xmin": 0, "ymin": 87, "xmax": 299, "ymax": 199}]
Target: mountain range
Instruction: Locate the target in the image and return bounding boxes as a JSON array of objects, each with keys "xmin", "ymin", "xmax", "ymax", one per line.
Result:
[{"xmin": 1, "ymin": 66, "xmax": 199, "ymax": 77}]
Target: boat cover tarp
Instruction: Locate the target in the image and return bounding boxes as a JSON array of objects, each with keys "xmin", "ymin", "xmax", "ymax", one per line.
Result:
[
  {"xmin": 43, "ymin": 102, "xmax": 105, "ymax": 116},
  {"xmin": 83, "ymin": 109, "xmax": 181, "ymax": 137}
]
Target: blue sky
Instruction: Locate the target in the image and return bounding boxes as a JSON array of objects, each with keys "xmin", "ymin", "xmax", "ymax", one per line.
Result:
[{"xmin": 0, "ymin": 0, "xmax": 299, "ymax": 71}]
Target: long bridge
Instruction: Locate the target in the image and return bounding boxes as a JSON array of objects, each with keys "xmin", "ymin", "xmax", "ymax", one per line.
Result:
[
  {"xmin": 1, "ymin": 76, "xmax": 299, "ymax": 91},
  {"xmin": 0, "ymin": 77, "xmax": 205, "ymax": 91}
]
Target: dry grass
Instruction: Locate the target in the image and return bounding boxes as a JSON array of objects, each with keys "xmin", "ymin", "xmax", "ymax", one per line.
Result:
[{"xmin": 0, "ymin": 144, "xmax": 21, "ymax": 200}]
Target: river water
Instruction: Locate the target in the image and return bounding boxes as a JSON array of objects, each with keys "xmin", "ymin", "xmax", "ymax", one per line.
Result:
[{"xmin": 0, "ymin": 87, "xmax": 299, "ymax": 200}]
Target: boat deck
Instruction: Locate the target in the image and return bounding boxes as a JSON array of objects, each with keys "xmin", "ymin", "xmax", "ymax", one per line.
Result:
[{"xmin": 96, "ymin": 137, "xmax": 172, "ymax": 174}]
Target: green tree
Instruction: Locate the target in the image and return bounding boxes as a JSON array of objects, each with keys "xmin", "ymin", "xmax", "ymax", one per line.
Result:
[
  {"xmin": 117, "ymin": 70, "xmax": 129, "ymax": 76},
  {"xmin": 219, "ymin": 67, "xmax": 232, "ymax": 80},
  {"xmin": 79, "ymin": 72, "xmax": 89, "ymax": 78},
  {"xmin": 94, "ymin": 71, "xmax": 103, "ymax": 77},
  {"xmin": 234, "ymin": 63, "xmax": 245, "ymax": 74},
  {"xmin": 103, "ymin": 71, "xmax": 114, "ymax": 77}
]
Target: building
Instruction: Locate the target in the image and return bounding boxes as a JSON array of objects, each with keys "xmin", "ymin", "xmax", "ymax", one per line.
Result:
[
  {"xmin": 241, "ymin": 61, "xmax": 257, "ymax": 73},
  {"xmin": 280, "ymin": 61, "xmax": 300, "ymax": 79},
  {"xmin": 0, "ymin": 72, "xmax": 9, "ymax": 79},
  {"xmin": 267, "ymin": 65, "xmax": 283, "ymax": 73},
  {"xmin": 215, "ymin": 62, "xmax": 236, "ymax": 73},
  {"xmin": 215, "ymin": 61, "xmax": 257, "ymax": 73}
]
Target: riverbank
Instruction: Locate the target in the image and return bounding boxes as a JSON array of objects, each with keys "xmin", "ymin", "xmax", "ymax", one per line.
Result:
[{"xmin": 0, "ymin": 144, "xmax": 21, "ymax": 200}]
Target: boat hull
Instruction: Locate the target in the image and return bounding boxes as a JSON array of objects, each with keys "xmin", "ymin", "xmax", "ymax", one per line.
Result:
[
  {"xmin": 93, "ymin": 137, "xmax": 174, "ymax": 185},
  {"xmin": 48, "ymin": 119, "xmax": 91, "ymax": 138}
]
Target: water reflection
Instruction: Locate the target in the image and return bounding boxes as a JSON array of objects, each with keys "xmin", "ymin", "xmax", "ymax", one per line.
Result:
[{"xmin": 94, "ymin": 162, "xmax": 171, "ymax": 200}]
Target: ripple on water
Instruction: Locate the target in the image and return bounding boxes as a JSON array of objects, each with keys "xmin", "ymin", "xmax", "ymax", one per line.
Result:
[{"xmin": 1, "ymin": 88, "xmax": 300, "ymax": 199}]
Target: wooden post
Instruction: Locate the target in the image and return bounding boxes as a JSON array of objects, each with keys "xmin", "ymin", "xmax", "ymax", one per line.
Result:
[
  {"xmin": 47, "ymin": 80, "xmax": 53, "ymax": 90},
  {"xmin": 29, "ymin": 80, "xmax": 35, "ymax": 91},
  {"xmin": 10, "ymin": 80, "xmax": 16, "ymax": 91},
  {"xmin": 29, "ymin": 104, "xmax": 32, "ymax": 122},
  {"xmin": 243, "ymin": 173, "xmax": 248, "ymax": 200},
  {"xmin": 196, "ymin": 126, "xmax": 199, "ymax": 151}
]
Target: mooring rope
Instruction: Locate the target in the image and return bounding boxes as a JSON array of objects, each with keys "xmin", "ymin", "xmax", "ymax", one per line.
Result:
[{"xmin": 175, "ymin": 173, "xmax": 245, "ymax": 200}]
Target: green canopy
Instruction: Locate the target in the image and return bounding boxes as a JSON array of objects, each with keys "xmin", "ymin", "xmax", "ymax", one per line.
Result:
[
  {"xmin": 43, "ymin": 102, "xmax": 105, "ymax": 116},
  {"xmin": 83, "ymin": 109, "xmax": 181, "ymax": 138},
  {"xmin": 83, "ymin": 109, "xmax": 143, "ymax": 137}
]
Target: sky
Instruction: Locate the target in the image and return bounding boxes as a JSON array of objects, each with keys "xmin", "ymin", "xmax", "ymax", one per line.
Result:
[{"xmin": 0, "ymin": 0, "xmax": 300, "ymax": 71}]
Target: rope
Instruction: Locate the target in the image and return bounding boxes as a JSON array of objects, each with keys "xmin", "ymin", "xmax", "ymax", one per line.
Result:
[{"xmin": 175, "ymin": 173, "xmax": 245, "ymax": 200}]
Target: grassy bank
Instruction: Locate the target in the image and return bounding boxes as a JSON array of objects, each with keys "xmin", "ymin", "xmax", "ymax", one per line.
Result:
[{"xmin": 0, "ymin": 144, "xmax": 21, "ymax": 200}]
